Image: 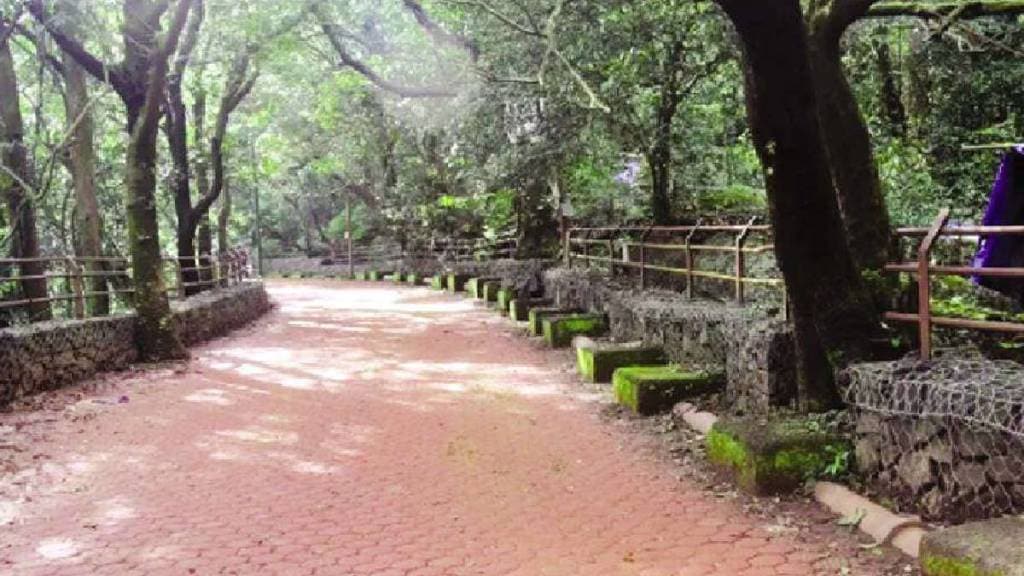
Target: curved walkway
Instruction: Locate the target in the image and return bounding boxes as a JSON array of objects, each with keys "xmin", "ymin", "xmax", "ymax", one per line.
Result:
[{"xmin": 2, "ymin": 280, "xmax": 900, "ymax": 575}]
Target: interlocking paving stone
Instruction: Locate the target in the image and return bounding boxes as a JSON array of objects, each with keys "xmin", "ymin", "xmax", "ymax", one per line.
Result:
[{"xmin": 0, "ymin": 280, "xmax": 899, "ymax": 575}]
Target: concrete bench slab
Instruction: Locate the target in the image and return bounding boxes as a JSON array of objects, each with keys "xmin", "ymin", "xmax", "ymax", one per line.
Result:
[
  {"xmin": 467, "ymin": 277, "xmax": 501, "ymax": 299},
  {"xmin": 384, "ymin": 272, "xmax": 404, "ymax": 283},
  {"xmin": 430, "ymin": 275, "xmax": 445, "ymax": 290},
  {"xmin": 613, "ymin": 366, "xmax": 724, "ymax": 416},
  {"xmin": 527, "ymin": 307, "xmax": 578, "ymax": 337},
  {"xmin": 447, "ymin": 274, "xmax": 471, "ymax": 293},
  {"xmin": 482, "ymin": 281, "xmax": 503, "ymax": 304},
  {"xmin": 541, "ymin": 313, "xmax": 608, "ymax": 348},
  {"xmin": 574, "ymin": 339, "xmax": 666, "ymax": 383},
  {"xmin": 921, "ymin": 516, "xmax": 1024, "ymax": 576},
  {"xmin": 406, "ymin": 274, "xmax": 423, "ymax": 286},
  {"xmin": 496, "ymin": 288, "xmax": 517, "ymax": 316},
  {"xmin": 706, "ymin": 416, "xmax": 851, "ymax": 496},
  {"xmin": 368, "ymin": 270, "xmax": 393, "ymax": 281},
  {"xmin": 509, "ymin": 298, "xmax": 553, "ymax": 322}
]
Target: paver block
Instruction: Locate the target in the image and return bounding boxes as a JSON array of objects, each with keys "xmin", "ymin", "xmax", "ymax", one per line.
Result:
[
  {"xmin": 541, "ymin": 313, "xmax": 608, "ymax": 348},
  {"xmin": 706, "ymin": 416, "xmax": 851, "ymax": 495},
  {"xmin": 527, "ymin": 307, "xmax": 577, "ymax": 337},
  {"xmin": 447, "ymin": 274, "xmax": 471, "ymax": 293},
  {"xmin": 921, "ymin": 516, "xmax": 1024, "ymax": 576},
  {"xmin": 613, "ymin": 366, "xmax": 723, "ymax": 416},
  {"xmin": 575, "ymin": 339, "xmax": 666, "ymax": 383}
]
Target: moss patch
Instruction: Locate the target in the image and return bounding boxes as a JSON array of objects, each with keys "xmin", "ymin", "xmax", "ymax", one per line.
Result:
[
  {"xmin": 920, "ymin": 517, "xmax": 1024, "ymax": 576},
  {"xmin": 613, "ymin": 366, "xmax": 724, "ymax": 415},
  {"xmin": 922, "ymin": 556, "xmax": 1003, "ymax": 576},
  {"xmin": 575, "ymin": 342, "xmax": 666, "ymax": 383},
  {"xmin": 527, "ymin": 307, "xmax": 574, "ymax": 336},
  {"xmin": 706, "ymin": 416, "xmax": 852, "ymax": 495},
  {"xmin": 541, "ymin": 314, "xmax": 608, "ymax": 348}
]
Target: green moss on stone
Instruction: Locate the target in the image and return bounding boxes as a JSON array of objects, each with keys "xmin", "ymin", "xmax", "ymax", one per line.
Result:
[
  {"xmin": 482, "ymin": 282, "xmax": 501, "ymax": 303},
  {"xmin": 922, "ymin": 556, "xmax": 1003, "ymax": 576},
  {"xmin": 430, "ymin": 275, "xmax": 444, "ymax": 289},
  {"xmin": 497, "ymin": 288, "xmax": 517, "ymax": 316},
  {"xmin": 576, "ymin": 343, "xmax": 666, "ymax": 383},
  {"xmin": 613, "ymin": 366, "xmax": 724, "ymax": 415},
  {"xmin": 447, "ymin": 274, "xmax": 470, "ymax": 293},
  {"xmin": 706, "ymin": 416, "xmax": 852, "ymax": 495},
  {"xmin": 528, "ymin": 307, "xmax": 570, "ymax": 336},
  {"xmin": 541, "ymin": 314, "xmax": 608, "ymax": 348},
  {"xmin": 406, "ymin": 274, "xmax": 421, "ymax": 286}
]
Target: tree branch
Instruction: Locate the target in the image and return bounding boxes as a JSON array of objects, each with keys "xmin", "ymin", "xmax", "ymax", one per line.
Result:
[
  {"xmin": 401, "ymin": 0, "xmax": 480, "ymax": 61},
  {"xmin": 867, "ymin": 0, "xmax": 1024, "ymax": 18}
]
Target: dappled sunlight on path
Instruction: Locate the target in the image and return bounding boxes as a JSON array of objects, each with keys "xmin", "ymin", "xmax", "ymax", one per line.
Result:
[{"xmin": 1, "ymin": 279, "xmax": 892, "ymax": 575}]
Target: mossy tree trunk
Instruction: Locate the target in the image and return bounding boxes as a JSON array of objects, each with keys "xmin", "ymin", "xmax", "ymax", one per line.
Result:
[
  {"xmin": 0, "ymin": 33, "xmax": 51, "ymax": 322},
  {"xmin": 31, "ymin": 0, "xmax": 195, "ymax": 360},
  {"xmin": 712, "ymin": 0, "xmax": 883, "ymax": 410}
]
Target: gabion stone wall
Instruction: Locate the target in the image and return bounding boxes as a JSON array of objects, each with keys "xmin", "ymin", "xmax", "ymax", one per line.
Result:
[
  {"xmin": 0, "ymin": 282, "xmax": 272, "ymax": 407},
  {"xmin": 544, "ymin": 267, "xmax": 796, "ymax": 413},
  {"xmin": 844, "ymin": 352, "xmax": 1024, "ymax": 523},
  {"xmin": 0, "ymin": 315, "xmax": 137, "ymax": 404}
]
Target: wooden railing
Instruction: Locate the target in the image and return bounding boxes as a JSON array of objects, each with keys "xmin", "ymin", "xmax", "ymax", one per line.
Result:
[
  {"xmin": 431, "ymin": 233, "xmax": 518, "ymax": 262},
  {"xmin": 885, "ymin": 208, "xmax": 1024, "ymax": 360},
  {"xmin": 0, "ymin": 250, "xmax": 251, "ymax": 323},
  {"xmin": 565, "ymin": 221, "xmax": 786, "ymax": 314}
]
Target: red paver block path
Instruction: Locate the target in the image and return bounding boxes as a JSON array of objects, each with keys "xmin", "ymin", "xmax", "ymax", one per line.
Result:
[{"xmin": 2, "ymin": 280, "xmax": 876, "ymax": 575}]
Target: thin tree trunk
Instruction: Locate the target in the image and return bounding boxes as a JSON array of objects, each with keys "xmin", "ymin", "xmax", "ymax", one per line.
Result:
[
  {"xmin": 905, "ymin": 30, "xmax": 931, "ymax": 140},
  {"xmin": 0, "ymin": 37, "xmax": 51, "ymax": 321},
  {"xmin": 646, "ymin": 147, "xmax": 672, "ymax": 225},
  {"xmin": 63, "ymin": 45, "xmax": 109, "ymax": 315},
  {"xmin": 714, "ymin": 0, "xmax": 882, "ymax": 410},
  {"xmin": 873, "ymin": 36, "xmax": 907, "ymax": 136},
  {"xmin": 217, "ymin": 179, "xmax": 230, "ymax": 255},
  {"xmin": 193, "ymin": 89, "xmax": 213, "ymax": 289}
]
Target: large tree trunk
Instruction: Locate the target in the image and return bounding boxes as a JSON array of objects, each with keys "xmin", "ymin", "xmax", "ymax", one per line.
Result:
[
  {"xmin": 167, "ymin": 80, "xmax": 200, "ymax": 296},
  {"xmin": 1, "ymin": 38, "xmax": 51, "ymax": 322},
  {"xmin": 714, "ymin": 0, "xmax": 882, "ymax": 410},
  {"xmin": 63, "ymin": 45, "xmax": 110, "ymax": 315},
  {"xmin": 806, "ymin": 2, "xmax": 892, "ymax": 273},
  {"xmin": 516, "ymin": 173, "xmax": 555, "ymax": 259},
  {"xmin": 646, "ymin": 145, "xmax": 673, "ymax": 225}
]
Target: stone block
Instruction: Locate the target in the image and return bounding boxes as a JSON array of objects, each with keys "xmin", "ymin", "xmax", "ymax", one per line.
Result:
[
  {"xmin": 706, "ymin": 416, "xmax": 851, "ymax": 495},
  {"xmin": 467, "ymin": 277, "xmax": 500, "ymax": 299},
  {"xmin": 496, "ymin": 288, "xmax": 518, "ymax": 316},
  {"xmin": 406, "ymin": 274, "xmax": 422, "ymax": 286},
  {"xmin": 575, "ymin": 340, "xmax": 666, "ymax": 383},
  {"xmin": 482, "ymin": 281, "xmax": 502, "ymax": 303},
  {"xmin": 613, "ymin": 366, "xmax": 724, "ymax": 415},
  {"xmin": 368, "ymin": 270, "xmax": 392, "ymax": 281},
  {"xmin": 430, "ymin": 275, "xmax": 445, "ymax": 290},
  {"xmin": 921, "ymin": 516, "xmax": 1024, "ymax": 576},
  {"xmin": 527, "ymin": 307, "xmax": 576, "ymax": 337},
  {"xmin": 541, "ymin": 313, "xmax": 608, "ymax": 348},
  {"xmin": 447, "ymin": 274, "xmax": 471, "ymax": 293}
]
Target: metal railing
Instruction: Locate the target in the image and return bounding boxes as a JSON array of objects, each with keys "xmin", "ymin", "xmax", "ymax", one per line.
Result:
[
  {"xmin": 885, "ymin": 208, "xmax": 1024, "ymax": 360},
  {"xmin": 565, "ymin": 220, "xmax": 786, "ymax": 313},
  {"xmin": 0, "ymin": 250, "xmax": 251, "ymax": 323}
]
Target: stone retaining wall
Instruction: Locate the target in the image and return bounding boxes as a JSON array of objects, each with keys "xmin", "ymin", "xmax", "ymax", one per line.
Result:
[
  {"xmin": 543, "ymin": 267, "xmax": 796, "ymax": 413},
  {"xmin": 0, "ymin": 282, "xmax": 272, "ymax": 406},
  {"xmin": 844, "ymin": 353, "xmax": 1024, "ymax": 523}
]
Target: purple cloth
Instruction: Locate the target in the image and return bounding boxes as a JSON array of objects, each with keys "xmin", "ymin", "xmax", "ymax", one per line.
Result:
[{"xmin": 973, "ymin": 146, "xmax": 1024, "ymax": 300}]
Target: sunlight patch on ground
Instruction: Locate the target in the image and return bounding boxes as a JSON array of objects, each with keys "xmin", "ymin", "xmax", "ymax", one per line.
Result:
[
  {"xmin": 0, "ymin": 499, "xmax": 20, "ymax": 525},
  {"xmin": 184, "ymin": 388, "xmax": 234, "ymax": 406},
  {"xmin": 215, "ymin": 426, "xmax": 299, "ymax": 445},
  {"xmin": 94, "ymin": 497, "xmax": 137, "ymax": 525},
  {"xmin": 36, "ymin": 538, "xmax": 78, "ymax": 560}
]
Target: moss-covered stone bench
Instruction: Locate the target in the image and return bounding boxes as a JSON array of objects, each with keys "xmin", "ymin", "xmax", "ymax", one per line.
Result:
[
  {"xmin": 574, "ymin": 338, "xmax": 666, "ymax": 383},
  {"xmin": 541, "ymin": 313, "xmax": 608, "ymax": 348},
  {"xmin": 509, "ymin": 298, "xmax": 552, "ymax": 322},
  {"xmin": 706, "ymin": 416, "xmax": 851, "ymax": 495},
  {"xmin": 527, "ymin": 307, "xmax": 579, "ymax": 337},
  {"xmin": 921, "ymin": 516, "xmax": 1024, "ymax": 576},
  {"xmin": 495, "ymin": 288, "xmax": 517, "ymax": 315},
  {"xmin": 482, "ymin": 281, "xmax": 504, "ymax": 304},
  {"xmin": 384, "ymin": 272, "xmax": 404, "ymax": 283},
  {"xmin": 447, "ymin": 273, "xmax": 471, "ymax": 293},
  {"xmin": 405, "ymin": 273, "xmax": 423, "ymax": 286},
  {"xmin": 613, "ymin": 366, "xmax": 723, "ymax": 415},
  {"xmin": 467, "ymin": 277, "xmax": 501, "ymax": 299},
  {"xmin": 353, "ymin": 271, "xmax": 368, "ymax": 281},
  {"xmin": 430, "ymin": 275, "xmax": 445, "ymax": 289},
  {"xmin": 368, "ymin": 270, "xmax": 393, "ymax": 281}
]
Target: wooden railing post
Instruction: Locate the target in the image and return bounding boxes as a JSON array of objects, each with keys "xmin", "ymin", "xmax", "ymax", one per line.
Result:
[
  {"xmin": 918, "ymin": 208, "xmax": 951, "ymax": 361},
  {"xmin": 684, "ymin": 221, "xmax": 702, "ymax": 299},
  {"xmin": 607, "ymin": 233, "xmax": 616, "ymax": 277},
  {"xmin": 564, "ymin": 228, "xmax": 572, "ymax": 267},
  {"xmin": 639, "ymin": 227, "xmax": 653, "ymax": 291},
  {"xmin": 735, "ymin": 217, "xmax": 756, "ymax": 305},
  {"xmin": 68, "ymin": 257, "xmax": 85, "ymax": 319},
  {"xmin": 582, "ymin": 231, "xmax": 591, "ymax": 269},
  {"xmin": 175, "ymin": 259, "xmax": 186, "ymax": 299}
]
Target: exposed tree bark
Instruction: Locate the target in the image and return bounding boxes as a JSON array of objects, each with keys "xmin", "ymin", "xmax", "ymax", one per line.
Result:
[
  {"xmin": 806, "ymin": 0, "xmax": 892, "ymax": 273},
  {"xmin": 217, "ymin": 176, "xmax": 230, "ymax": 255},
  {"xmin": 515, "ymin": 170, "xmax": 556, "ymax": 259},
  {"xmin": 30, "ymin": 0, "xmax": 194, "ymax": 360},
  {"xmin": 193, "ymin": 86, "xmax": 214, "ymax": 287},
  {"xmin": 713, "ymin": 0, "xmax": 882, "ymax": 410},
  {"xmin": 0, "ymin": 30, "xmax": 51, "ymax": 321},
  {"xmin": 60, "ymin": 0, "xmax": 108, "ymax": 315},
  {"xmin": 166, "ymin": 0, "xmax": 204, "ymax": 295}
]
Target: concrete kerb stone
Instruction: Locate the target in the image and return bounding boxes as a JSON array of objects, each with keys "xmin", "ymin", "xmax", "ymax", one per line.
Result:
[
  {"xmin": 573, "ymin": 338, "xmax": 666, "ymax": 383},
  {"xmin": 705, "ymin": 416, "xmax": 851, "ymax": 496},
  {"xmin": 612, "ymin": 365, "xmax": 724, "ymax": 415},
  {"xmin": 541, "ymin": 313, "xmax": 608, "ymax": 348}
]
